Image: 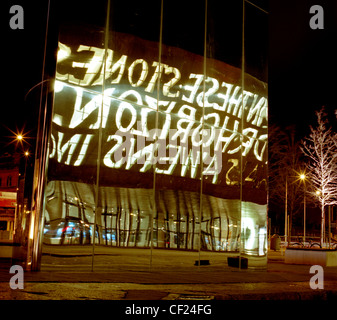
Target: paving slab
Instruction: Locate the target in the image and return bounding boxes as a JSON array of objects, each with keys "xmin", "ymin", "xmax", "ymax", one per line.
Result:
[{"xmin": 1, "ymin": 250, "xmax": 337, "ymax": 300}]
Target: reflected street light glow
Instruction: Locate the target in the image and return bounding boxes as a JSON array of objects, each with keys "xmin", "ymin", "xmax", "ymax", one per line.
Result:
[
  {"xmin": 5, "ymin": 127, "xmax": 33, "ymax": 149},
  {"xmin": 299, "ymin": 173, "xmax": 306, "ymax": 243}
]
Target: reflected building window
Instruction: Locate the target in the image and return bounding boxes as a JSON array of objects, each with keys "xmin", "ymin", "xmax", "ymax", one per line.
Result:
[{"xmin": 7, "ymin": 176, "xmax": 12, "ymax": 187}]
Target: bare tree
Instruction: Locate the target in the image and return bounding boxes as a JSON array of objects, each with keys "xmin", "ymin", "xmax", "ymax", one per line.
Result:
[
  {"xmin": 269, "ymin": 124, "xmax": 305, "ymax": 238},
  {"xmin": 301, "ymin": 107, "xmax": 337, "ymax": 246}
]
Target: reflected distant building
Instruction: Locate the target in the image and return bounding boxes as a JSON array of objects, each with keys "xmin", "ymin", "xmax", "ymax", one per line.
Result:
[
  {"xmin": 0, "ymin": 153, "xmax": 20, "ymax": 241},
  {"xmin": 24, "ymin": 0, "xmax": 268, "ymax": 271}
]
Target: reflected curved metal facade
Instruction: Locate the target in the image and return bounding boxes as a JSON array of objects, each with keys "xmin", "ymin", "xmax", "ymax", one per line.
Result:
[{"xmin": 44, "ymin": 181, "xmax": 266, "ymax": 254}]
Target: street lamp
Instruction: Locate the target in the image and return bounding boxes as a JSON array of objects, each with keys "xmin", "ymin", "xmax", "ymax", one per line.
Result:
[
  {"xmin": 285, "ymin": 176, "xmax": 288, "ymax": 246},
  {"xmin": 6, "ymin": 129, "xmax": 29, "ymax": 149},
  {"xmin": 299, "ymin": 174, "xmax": 307, "ymax": 243}
]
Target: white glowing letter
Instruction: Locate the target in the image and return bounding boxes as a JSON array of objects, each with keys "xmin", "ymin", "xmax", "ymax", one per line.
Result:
[
  {"xmin": 128, "ymin": 59, "xmax": 149, "ymax": 87},
  {"xmin": 196, "ymin": 77, "xmax": 219, "ymax": 108},
  {"xmin": 216, "ymin": 81, "xmax": 234, "ymax": 112},
  {"xmin": 69, "ymin": 45, "xmax": 105, "ymax": 86},
  {"xmin": 163, "ymin": 66, "xmax": 181, "ymax": 98},
  {"xmin": 145, "ymin": 62, "xmax": 168, "ymax": 93},
  {"xmin": 182, "ymin": 74, "xmax": 204, "ymax": 104}
]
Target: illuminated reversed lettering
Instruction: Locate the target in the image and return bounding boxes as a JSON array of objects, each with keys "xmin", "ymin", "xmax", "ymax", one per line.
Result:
[{"xmin": 51, "ymin": 40, "xmax": 267, "ymax": 185}]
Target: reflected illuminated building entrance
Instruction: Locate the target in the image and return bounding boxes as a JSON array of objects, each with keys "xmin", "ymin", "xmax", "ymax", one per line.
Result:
[{"xmin": 26, "ymin": 0, "xmax": 268, "ymax": 271}]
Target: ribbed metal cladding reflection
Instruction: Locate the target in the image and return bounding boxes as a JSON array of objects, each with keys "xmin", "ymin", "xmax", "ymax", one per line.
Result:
[{"xmin": 29, "ymin": 0, "xmax": 268, "ymax": 271}]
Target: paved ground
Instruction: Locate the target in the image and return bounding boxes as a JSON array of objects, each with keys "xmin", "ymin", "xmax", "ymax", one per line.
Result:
[{"xmin": 1, "ymin": 249, "xmax": 337, "ymax": 301}]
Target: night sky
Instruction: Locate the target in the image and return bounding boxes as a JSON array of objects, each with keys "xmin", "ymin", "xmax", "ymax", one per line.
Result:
[
  {"xmin": 2, "ymin": 0, "xmax": 337, "ymax": 148},
  {"xmin": 269, "ymin": 0, "xmax": 337, "ymax": 137},
  {"xmin": 2, "ymin": 0, "xmax": 50, "ymax": 152}
]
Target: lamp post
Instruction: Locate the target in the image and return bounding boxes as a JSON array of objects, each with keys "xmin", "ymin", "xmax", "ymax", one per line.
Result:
[
  {"xmin": 23, "ymin": 150, "xmax": 29, "ymax": 181},
  {"xmin": 300, "ymin": 174, "xmax": 306, "ymax": 243},
  {"xmin": 285, "ymin": 176, "xmax": 288, "ymax": 246},
  {"xmin": 315, "ymin": 190, "xmax": 322, "ymax": 245},
  {"xmin": 13, "ymin": 148, "xmax": 30, "ymax": 244}
]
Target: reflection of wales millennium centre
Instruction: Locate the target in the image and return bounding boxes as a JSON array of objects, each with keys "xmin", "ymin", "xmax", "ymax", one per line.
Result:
[{"xmin": 23, "ymin": 0, "xmax": 268, "ymax": 271}]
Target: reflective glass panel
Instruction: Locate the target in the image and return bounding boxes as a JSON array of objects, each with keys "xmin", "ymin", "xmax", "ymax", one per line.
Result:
[{"xmin": 36, "ymin": 0, "xmax": 268, "ymax": 273}]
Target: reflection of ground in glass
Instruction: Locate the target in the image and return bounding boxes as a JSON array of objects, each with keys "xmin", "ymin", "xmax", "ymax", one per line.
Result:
[{"xmin": 41, "ymin": 245, "xmax": 267, "ymax": 272}]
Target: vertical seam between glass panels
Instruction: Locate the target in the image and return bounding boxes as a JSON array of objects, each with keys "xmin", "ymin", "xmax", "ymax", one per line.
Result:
[
  {"xmin": 150, "ymin": 0, "xmax": 164, "ymax": 270},
  {"xmin": 92, "ymin": 0, "xmax": 111, "ymax": 271},
  {"xmin": 239, "ymin": 0, "xmax": 245, "ymax": 270},
  {"xmin": 197, "ymin": 0, "xmax": 208, "ymax": 268}
]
